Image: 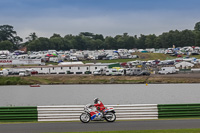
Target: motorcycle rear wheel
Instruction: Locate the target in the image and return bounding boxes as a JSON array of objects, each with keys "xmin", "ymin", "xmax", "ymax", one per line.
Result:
[
  {"xmin": 105, "ymin": 112, "xmax": 116, "ymax": 122},
  {"xmin": 80, "ymin": 113, "xmax": 90, "ymax": 123}
]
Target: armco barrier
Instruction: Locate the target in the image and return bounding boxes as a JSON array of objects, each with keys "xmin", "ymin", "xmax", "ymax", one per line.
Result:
[
  {"xmin": 37, "ymin": 105, "xmax": 84, "ymax": 122},
  {"xmin": 1, "ymin": 103, "xmax": 200, "ymax": 122},
  {"xmin": 37, "ymin": 104, "xmax": 158, "ymax": 122},
  {"xmin": 158, "ymin": 103, "xmax": 200, "ymax": 119},
  {"xmin": 0, "ymin": 106, "xmax": 38, "ymax": 122}
]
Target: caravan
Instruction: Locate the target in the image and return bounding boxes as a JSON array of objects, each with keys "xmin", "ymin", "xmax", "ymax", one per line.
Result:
[
  {"xmin": 105, "ymin": 68, "xmax": 124, "ymax": 76},
  {"xmin": 93, "ymin": 69, "xmax": 106, "ymax": 75},
  {"xmin": 124, "ymin": 68, "xmax": 141, "ymax": 76},
  {"xmin": 158, "ymin": 67, "xmax": 177, "ymax": 74}
]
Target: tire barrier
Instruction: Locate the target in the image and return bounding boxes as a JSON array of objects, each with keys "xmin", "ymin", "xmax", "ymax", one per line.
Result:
[
  {"xmin": 0, "ymin": 106, "xmax": 37, "ymax": 122},
  {"xmin": 1, "ymin": 104, "xmax": 200, "ymax": 122},
  {"xmin": 158, "ymin": 103, "xmax": 200, "ymax": 119}
]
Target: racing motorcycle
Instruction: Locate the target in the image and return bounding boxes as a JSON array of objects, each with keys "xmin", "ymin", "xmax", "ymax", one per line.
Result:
[{"xmin": 80, "ymin": 104, "xmax": 116, "ymax": 123}]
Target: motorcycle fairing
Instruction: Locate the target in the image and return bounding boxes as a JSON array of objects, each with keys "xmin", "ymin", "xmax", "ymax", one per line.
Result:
[
  {"xmin": 90, "ymin": 111, "xmax": 100, "ymax": 120},
  {"xmin": 104, "ymin": 107, "xmax": 114, "ymax": 113}
]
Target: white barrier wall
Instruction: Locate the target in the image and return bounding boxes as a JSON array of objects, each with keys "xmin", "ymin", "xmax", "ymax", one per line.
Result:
[
  {"xmin": 37, "ymin": 104, "xmax": 158, "ymax": 122},
  {"xmin": 0, "ymin": 59, "xmax": 41, "ymax": 65}
]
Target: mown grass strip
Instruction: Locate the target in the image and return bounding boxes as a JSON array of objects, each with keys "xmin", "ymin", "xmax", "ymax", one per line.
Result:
[{"xmin": 48, "ymin": 128, "xmax": 200, "ymax": 133}]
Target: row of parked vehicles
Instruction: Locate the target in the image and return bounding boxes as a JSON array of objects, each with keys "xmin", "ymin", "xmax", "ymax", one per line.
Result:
[
  {"xmin": 0, "ymin": 69, "xmax": 38, "ymax": 76},
  {"xmin": 0, "ymin": 66, "xmax": 177, "ymax": 77},
  {"xmin": 93, "ymin": 68, "xmax": 151, "ymax": 76},
  {"xmin": 93, "ymin": 67, "xmax": 178, "ymax": 76}
]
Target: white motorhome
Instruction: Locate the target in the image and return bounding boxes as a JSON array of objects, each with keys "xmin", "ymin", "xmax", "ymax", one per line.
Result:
[
  {"xmin": 124, "ymin": 68, "xmax": 141, "ymax": 76},
  {"xmin": 93, "ymin": 69, "xmax": 106, "ymax": 75},
  {"xmin": 106, "ymin": 69, "xmax": 118, "ymax": 76},
  {"xmin": 105, "ymin": 68, "xmax": 124, "ymax": 76},
  {"xmin": 118, "ymin": 69, "xmax": 124, "ymax": 76},
  {"xmin": 158, "ymin": 67, "xmax": 177, "ymax": 74}
]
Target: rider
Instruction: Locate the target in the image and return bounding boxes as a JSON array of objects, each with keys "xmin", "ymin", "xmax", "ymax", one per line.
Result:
[{"xmin": 94, "ymin": 98, "xmax": 105, "ymax": 112}]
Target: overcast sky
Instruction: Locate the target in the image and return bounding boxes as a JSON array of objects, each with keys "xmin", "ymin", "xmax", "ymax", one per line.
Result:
[{"xmin": 0, "ymin": 0, "xmax": 200, "ymax": 41}]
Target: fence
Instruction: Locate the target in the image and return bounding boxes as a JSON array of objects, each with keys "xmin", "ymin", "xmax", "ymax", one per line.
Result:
[
  {"xmin": 1, "ymin": 103, "xmax": 200, "ymax": 122},
  {"xmin": 38, "ymin": 104, "xmax": 158, "ymax": 122},
  {"xmin": 38, "ymin": 105, "xmax": 84, "ymax": 122},
  {"xmin": 0, "ymin": 106, "xmax": 37, "ymax": 122},
  {"xmin": 158, "ymin": 103, "xmax": 200, "ymax": 119}
]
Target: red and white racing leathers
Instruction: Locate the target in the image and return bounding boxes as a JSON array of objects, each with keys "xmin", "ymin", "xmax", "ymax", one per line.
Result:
[{"xmin": 94, "ymin": 101, "xmax": 105, "ymax": 111}]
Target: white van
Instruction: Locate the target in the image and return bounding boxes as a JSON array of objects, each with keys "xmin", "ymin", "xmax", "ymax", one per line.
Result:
[
  {"xmin": 158, "ymin": 67, "xmax": 177, "ymax": 74},
  {"xmin": 106, "ymin": 69, "xmax": 118, "ymax": 76},
  {"xmin": 118, "ymin": 69, "xmax": 124, "ymax": 76},
  {"xmin": 93, "ymin": 69, "xmax": 106, "ymax": 75},
  {"xmin": 106, "ymin": 69, "xmax": 124, "ymax": 76},
  {"xmin": 124, "ymin": 68, "xmax": 141, "ymax": 76}
]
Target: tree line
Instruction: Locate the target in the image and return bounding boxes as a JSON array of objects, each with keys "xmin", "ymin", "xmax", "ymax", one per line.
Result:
[{"xmin": 0, "ymin": 22, "xmax": 200, "ymax": 51}]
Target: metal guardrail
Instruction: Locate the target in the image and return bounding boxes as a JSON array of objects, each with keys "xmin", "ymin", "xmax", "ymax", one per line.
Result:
[
  {"xmin": 37, "ymin": 104, "xmax": 158, "ymax": 122},
  {"xmin": 0, "ymin": 106, "xmax": 37, "ymax": 122},
  {"xmin": 158, "ymin": 103, "xmax": 200, "ymax": 118},
  {"xmin": 1, "ymin": 103, "xmax": 200, "ymax": 122}
]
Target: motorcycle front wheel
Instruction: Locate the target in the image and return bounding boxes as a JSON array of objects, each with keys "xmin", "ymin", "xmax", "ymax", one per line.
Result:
[
  {"xmin": 105, "ymin": 112, "xmax": 116, "ymax": 122},
  {"xmin": 80, "ymin": 113, "xmax": 90, "ymax": 123}
]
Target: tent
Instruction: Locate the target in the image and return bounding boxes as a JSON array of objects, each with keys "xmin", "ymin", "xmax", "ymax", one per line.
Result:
[{"xmin": 175, "ymin": 61, "xmax": 194, "ymax": 69}]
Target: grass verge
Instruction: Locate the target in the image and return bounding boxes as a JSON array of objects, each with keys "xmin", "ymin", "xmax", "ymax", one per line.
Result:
[
  {"xmin": 47, "ymin": 129, "xmax": 200, "ymax": 133},
  {"xmin": 1, "ymin": 74, "xmax": 200, "ymax": 85}
]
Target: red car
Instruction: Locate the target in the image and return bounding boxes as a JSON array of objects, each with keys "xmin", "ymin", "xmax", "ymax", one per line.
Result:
[{"xmin": 31, "ymin": 71, "xmax": 38, "ymax": 75}]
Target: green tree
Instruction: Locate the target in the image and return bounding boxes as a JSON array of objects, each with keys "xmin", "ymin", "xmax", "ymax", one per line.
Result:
[
  {"xmin": 0, "ymin": 40, "xmax": 14, "ymax": 51},
  {"xmin": 50, "ymin": 33, "xmax": 61, "ymax": 39},
  {"xmin": 194, "ymin": 31, "xmax": 200, "ymax": 46},
  {"xmin": 0, "ymin": 25, "xmax": 22, "ymax": 49},
  {"xmin": 26, "ymin": 32, "xmax": 38, "ymax": 42},
  {"xmin": 145, "ymin": 34, "xmax": 156, "ymax": 48},
  {"xmin": 179, "ymin": 30, "xmax": 195, "ymax": 46},
  {"xmin": 93, "ymin": 34, "xmax": 104, "ymax": 41},
  {"xmin": 50, "ymin": 37, "xmax": 65, "ymax": 51},
  {"xmin": 194, "ymin": 22, "xmax": 200, "ymax": 31},
  {"xmin": 136, "ymin": 34, "xmax": 146, "ymax": 49},
  {"xmin": 27, "ymin": 37, "xmax": 50, "ymax": 51},
  {"xmin": 79, "ymin": 32, "xmax": 94, "ymax": 37},
  {"xmin": 104, "ymin": 36, "xmax": 117, "ymax": 49}
]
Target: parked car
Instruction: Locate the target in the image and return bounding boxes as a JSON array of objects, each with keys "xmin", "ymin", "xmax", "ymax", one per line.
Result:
[
  {"xmin": 137, "ymin": 71, "xmax": 151, "ymax": 76},
  {"xmin": 31, "ymin": 70, "xmax": 38, "ymax": 75}
]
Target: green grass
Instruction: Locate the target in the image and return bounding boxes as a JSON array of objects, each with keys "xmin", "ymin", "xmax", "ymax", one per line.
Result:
[
  {"xmin": 48, "ymin": 129, "xmax": 200, "ymax": 133},
  {"xmin": 0, "ymin": 77, "xmax": 27, "ymax": 85}
]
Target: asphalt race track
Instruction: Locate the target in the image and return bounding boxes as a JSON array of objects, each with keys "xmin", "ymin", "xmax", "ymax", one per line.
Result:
[{"xmin": 0, "ymin": 119, "xmax": 200, "ymax": 133}]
